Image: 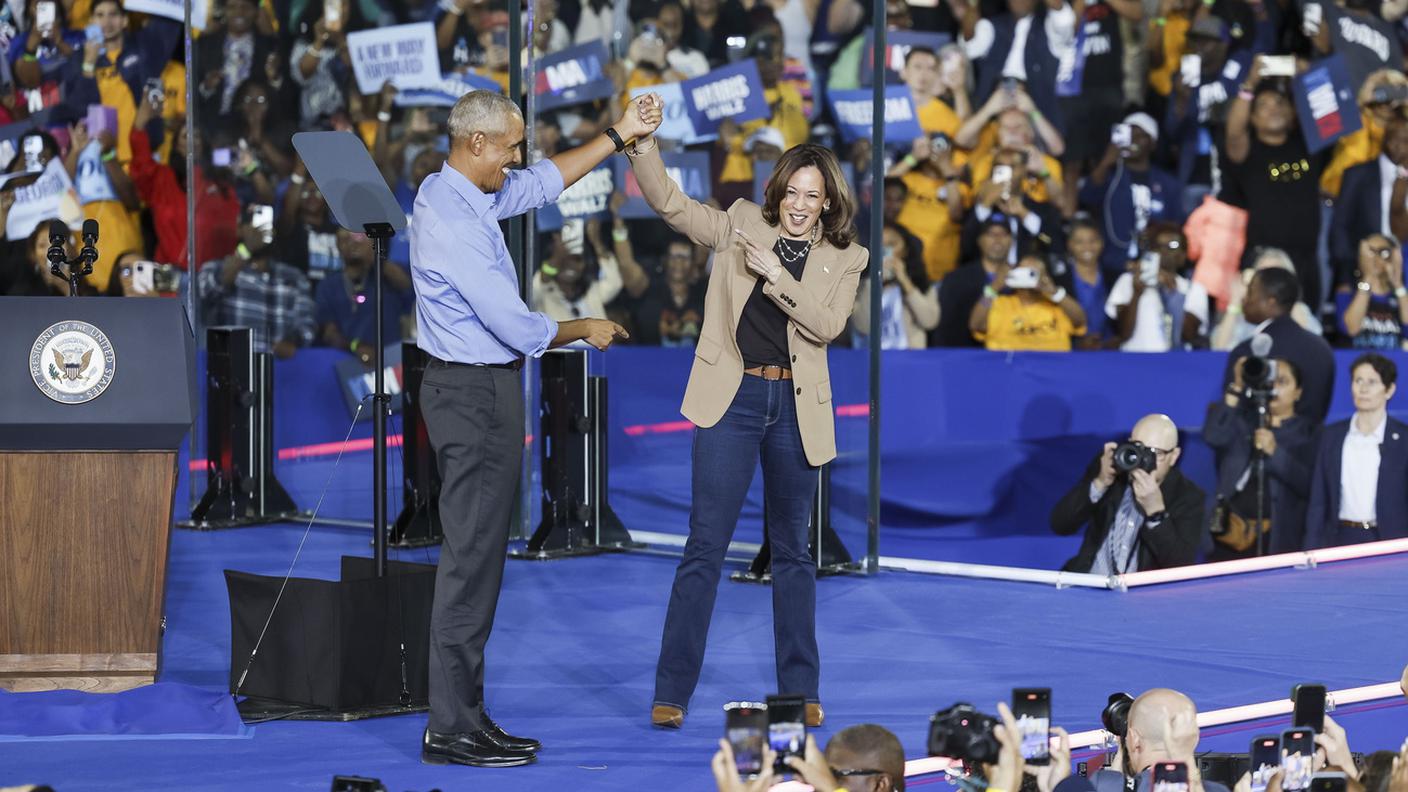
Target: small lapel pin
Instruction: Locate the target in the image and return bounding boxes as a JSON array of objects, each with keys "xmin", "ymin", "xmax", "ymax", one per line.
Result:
[
  {"xmin": 1394, "ymin": 433, "xmax": 1400, "ymax": 441},
  {"xmin": 823, "ymin": 266, "xmax": 830, "ymax": 273}
]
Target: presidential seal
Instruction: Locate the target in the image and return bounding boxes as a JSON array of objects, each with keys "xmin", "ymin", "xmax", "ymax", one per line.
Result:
[{"xmin": 29, "ymin": 320, "xmax": 116, "ymax": 404}]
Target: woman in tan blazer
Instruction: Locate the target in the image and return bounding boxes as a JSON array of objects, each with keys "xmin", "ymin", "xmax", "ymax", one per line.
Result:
[{"xmin": 626, "ymin": 102, "xmax": 868, "ymax": 730}]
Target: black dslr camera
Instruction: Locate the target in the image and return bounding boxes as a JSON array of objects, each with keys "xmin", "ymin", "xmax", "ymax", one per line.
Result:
[
  {"xmin": 1113, "ymin": 441, "xmax": 1157, "ymax": 474},
  {"xmin": 929, "ymin": 703, "xmax": 1001, "ymax": 766},
  {"xmin": 1101, "ymin": 692, "xmax": 1134, "ymax": 739}
]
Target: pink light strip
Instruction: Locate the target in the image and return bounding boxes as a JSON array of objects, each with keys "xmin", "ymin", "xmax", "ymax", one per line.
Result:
[{"xmin": 1118, "ymin": 539, "xmax": 1408, "ymax": 588}]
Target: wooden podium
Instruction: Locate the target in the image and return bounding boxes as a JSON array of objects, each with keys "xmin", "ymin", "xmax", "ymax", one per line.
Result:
[{"xmin": 0, "ymin": 298, "xmax": 195, "ymax": 692}]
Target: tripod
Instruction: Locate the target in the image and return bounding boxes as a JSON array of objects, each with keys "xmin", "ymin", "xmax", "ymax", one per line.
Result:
[
  {"xmin": 1249, "ymin": 388, "xmax": 1271, "ymax": 558},
  {"xmin": 46, "ymin": 219, "xmax": 98, "ymax": 296}
]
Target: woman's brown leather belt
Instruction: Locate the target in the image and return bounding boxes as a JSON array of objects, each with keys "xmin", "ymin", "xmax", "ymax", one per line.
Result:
[{"xmin": 743, "ymin": 365, "xmax": 792, "ymax": 380}]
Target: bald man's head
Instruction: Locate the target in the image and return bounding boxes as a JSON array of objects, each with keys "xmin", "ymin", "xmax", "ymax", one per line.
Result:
[
  {"xmin": 826, "ymin": 724, "xmax": 906, "ymax": 792},
  {"xmin": 1129, "ymin": 414, "xmax": 1182, "ymax": 482},
  {"xmin": 1126, "ymin": 689, "xmax": 1199, "ymax": 772}
]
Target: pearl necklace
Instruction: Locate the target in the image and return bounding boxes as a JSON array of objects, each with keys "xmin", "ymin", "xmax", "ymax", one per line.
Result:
[{"xmin": 775, "ymin": 236, "xmax": 811, "ymax": 264}]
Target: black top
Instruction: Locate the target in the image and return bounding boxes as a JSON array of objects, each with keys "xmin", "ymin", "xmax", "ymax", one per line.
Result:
[
  {"xmin": 935, "ymin": 261, "xmax": 992, "ymax": 348},
  {"xmin": 736, "ymin": 237, "xmax": 810, "ymax": 368},
  {"xmin": 1221, "ymin": 136, "xmax": 1324, "ymax": 258}
]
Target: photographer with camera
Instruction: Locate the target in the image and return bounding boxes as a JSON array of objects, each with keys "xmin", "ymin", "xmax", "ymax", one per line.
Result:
[
  {"xmin": 969, "ymin": 252, "xmax": 1087, "ymax": 351},
  {"xmin": 1105, "ymin": 222, "xmax": 1210, "ymax": 352},
  {"xmin": 888, "ymin": 131, "xmax": 967, "ymax": 281},
  {"xmin": 1305, "ymin": 353, "xmax": 1408, "ymax": 548},
  {"xmin": 1050, "ymin": 414, "xmax": 1205, "ymax": 574},
  {"xmin": 1204, "ymin": 352, "xmax": 1319, "ymax": 559},
  {"xmin": 929, "ymin": 701, "xmax": 1077, "ymax": 792},
  {"xmin": 1093, "ymin": 689, "xmax": 1228, "ymax": 792},
  {"xmin": 1336, "ymin": 233, "xmax": 1408, "ymax": 350}
]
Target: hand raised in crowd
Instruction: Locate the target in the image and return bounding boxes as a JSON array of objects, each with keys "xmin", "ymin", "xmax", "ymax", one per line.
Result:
[
  {"xmin": 1096, "ymin": 441, "xmax": 1119, "ymax": 490},
  {"xmin": 991, "ymin": 261, "xmax": 1012, "ymax": 293},
  {"xmin": 1389, "ymin": 741, "xmax": 1408, "ymax": 792},
  {"xmin": 378, "ymin": 80, "xmax": 398, "ymax": 115},
  {"xmin": 134, "ymin": 87, "xmax": 160, "ymax": 129},
  {"xmin": 989, "ymin": 702, "xmax": 1028, "ymax": 792},
  {"xmin": 201, "ymin": 68, "xmax": 223, "ymax": 94},
  {"xmin": 1314, "ymin": 716, "xmax": 1358, "ymax": 779},
  {"xmin": 711, "ymin": 739, "xmax": 776, "ymax": 792},
  {"xmin": 911, "ymin": 135, "xmax": 932, "ymax": 163},
  {"xmin": 736, "ymin": 229, "xmax": 783, "ymax": 285},
  {"xmin": 1038, "ymin": 270, "xmax": 1060, "ymax": 302},
  {"xmin": 786, "ymin": 735, "xmax": 843, "ymax": 792},
  {"xmin": 69, "ymin": 120, "xmax": 90, "ymax": 152},
  {"xmin": 1130, "ymin": 467, "xmax": 1165, "ymax": 513},
  {"xmin": 96, "ymin": 130, "xmax": 116, "ymax": 155},
  {"xmin": 1029, "ymin": 727, "xmax": 1072, "ymax": 792}
]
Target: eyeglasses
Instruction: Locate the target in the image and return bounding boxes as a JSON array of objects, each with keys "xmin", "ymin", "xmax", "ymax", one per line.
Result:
[
  {"xmin": 242, "ymin": 95, "xmax": 268, "ymax": 105},
  {"xmin": 830, "ymin": 766, "xmax": 888, "ymax": 779}
]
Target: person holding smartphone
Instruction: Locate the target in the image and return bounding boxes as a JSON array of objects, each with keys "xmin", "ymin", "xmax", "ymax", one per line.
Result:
[
  {"xmin": 1105, "ymin": 223, "xmax": 1210, "ymax": 352},
  {"xmin": 626, "ymin": 96, "xmax": 866, "ymax": 732},
  {"xmin": 13, "ymin": 0, "xmax": 84, "ymax": 93},
  {"xmin": 969, "ymin": 252, "xmax": 1087, "ymax": 351},
  {"xmin": 193, "ymin": 0, "xmax": 276, "ymax": 124},
  {"xmin": 1336, "ymin": 233, "xmax": 1408, "ymax": 349}
]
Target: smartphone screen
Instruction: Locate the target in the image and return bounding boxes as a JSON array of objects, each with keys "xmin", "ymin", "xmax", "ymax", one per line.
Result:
[
  {"xmin": 36, "ymin": 1, "xmax": 56, "ymax": 32},
  {"xmin": 765, "ymin": 695, "xmax": 806, "ymax": 775},
  {"xmin": 1180, "ymin": 54, "xmax": 1201, "ymax": 87},
  {"xmin": 131, "ymin": 261, "xmax": 155, "ymax": 295},
  {"xmin": 1153, "ymin": 762, "xmax": 1190, "ymax": 792},
  {"xmin": 212, "ymin": 147, "xmax": 232, "ymax": 168},
  {"xmin": 1281, "ymin": 729, "xmax": 1316, "ymax": 792},
  {"xmin": 1310, "ymin": 773, "xmax": 1348, "ymax": 792},
  {"xmin": 1012, "ymin": 688, "xmax": 1051, "ymax": 764},
  {"xmin": 725, "ymin": 703, "xmax": 768, "ymax": 778},
  {"xmin": 1250, "ymin": 736, "xmax": 1280, "ymax": 792},
  {"xmin": 324, "ymin": 0, "xmax": 343, "ymax": 31},
  {"xmin": 251, "ymin": 204, "xmax": 275, "ymax": 244},
  {"xmin": 1292, "ymin": 685, "xmax": 1326, "ymax": 734},
  {"xmin": 992, "ymin": 164, "xmax": 1013, "ymax": 185}
]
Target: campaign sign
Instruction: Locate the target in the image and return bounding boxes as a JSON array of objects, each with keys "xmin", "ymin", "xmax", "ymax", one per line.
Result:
[
  {"xmin": 1294, "ymin": 54, "xmax": 1361, "ymax": 154},
  {"xmin": 538, "ymin": 164, "xmax": 614, "ymax": 231},
  {"xmin": 828, "ymin": 86, "xmax": 924, "ymax": 144},
  {"xmin": 615, "ymin": 151, "xmax": 711, "ymax": 219},
  {"xmin": 347, "ymin": 23, "xmax": 440, "ymax": 94},
  {"xmin": 395, "ymin": 71, "xmax": 502, "ymax": 107},
  {"xmin": 860, "ymin": 29, "xmax": 953, "ymax": 87},
  {"xmin": 334, "ymin": 344, "xmax": 404, "ymax": 420},
  {"xmin": 681, "ymin": 59, "xmax": 769, "ymax": 137},
  {"xmin": 123, "ymin": 0, "xmax": 208, "ymax": 29},
  {"xmin": 535, "ymin": 42, "xmax": 615, "ymax": 111},
  {"xmin": 630, "ymin": 82, "xmax": 714, "ymax": 144}
]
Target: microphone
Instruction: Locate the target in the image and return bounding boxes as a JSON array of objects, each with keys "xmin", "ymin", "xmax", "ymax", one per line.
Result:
[
  {"xmin": 82, "ymin": 218, "xmax": 99, "ymax": 246},
  {"xmin": 48, "ymin": 219, "xmax": 67, "ymax": 247},
  {"xmin": 1250, "ymin": 333, "xmax": 1273, "ymax": 358}
]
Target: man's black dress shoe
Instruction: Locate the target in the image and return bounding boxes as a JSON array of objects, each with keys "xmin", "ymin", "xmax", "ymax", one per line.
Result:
[
  {"xmin": 422, "ymin": 728, "xmax": 537, "ymax": 767},
  {"xmin": 482, "ymin": 710, "xmax": 541, "ymax": 753}
]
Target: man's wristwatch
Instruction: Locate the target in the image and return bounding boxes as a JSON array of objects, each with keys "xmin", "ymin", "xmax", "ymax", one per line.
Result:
[
  {"xmin": 1145, "ymin": 510, "xmax": 1170, "ymax": 526},
  {"xmin": 604, "ymin": 127, "xmax": 626, "ymax": 152}
]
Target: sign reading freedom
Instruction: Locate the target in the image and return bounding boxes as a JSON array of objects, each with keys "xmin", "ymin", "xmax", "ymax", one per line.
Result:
[
  {"xmin": 827, "ymin": 86, "xmax": 924, "ymax": 144},
  {"xmin": 680, "ymin": 59, "xmax": 769, "ymax": 136}
]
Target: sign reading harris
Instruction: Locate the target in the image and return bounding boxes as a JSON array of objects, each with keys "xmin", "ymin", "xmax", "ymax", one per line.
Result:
[
  {"xmin": 535, "ymin": 42, "xmax": 615, "ymax": 111},
  {"xmin": 860, "ymin": 29, "xmax": 953, "ymax": 87},
  {"xmin": 1294, "ymin": 55, "xmax": 1361, "ymax": 153},
  {"xmin": 681, "ymin": 59, "xmax": 769, "ymax": 137},
  {"xmin": 537, "ymin": 164, "xmax": 614, "ymax": 231},
  {"xmin": 346, "ymin": 22, "xmax": 441, "ymax": 95},
  {"xmin": 828, "ymin": 86, "xmax": 924, "ymax": 144},
  {"xmin": 614, "ymin": 152, "xmax": 711, "ymax": 220}
]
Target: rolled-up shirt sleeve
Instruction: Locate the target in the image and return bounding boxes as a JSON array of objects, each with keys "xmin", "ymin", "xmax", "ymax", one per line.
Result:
[
  {"xmin": 425, "ymin": 213, "xmax": 558, "ymax": 357},
  {"xmin": 493, "ymin": 159, "xmax": 566, "ymax": 220}
]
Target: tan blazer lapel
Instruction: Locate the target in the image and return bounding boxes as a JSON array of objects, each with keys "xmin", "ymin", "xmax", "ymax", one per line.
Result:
[{"xmin": 799, "ymin": 240, "xmax": 838, "ymax": 296}]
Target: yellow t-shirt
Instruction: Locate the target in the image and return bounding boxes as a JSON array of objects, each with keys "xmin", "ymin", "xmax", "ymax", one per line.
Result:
[
  {"xmin": 94, "ymin": 45, "xmax": 137, "ymax": 164},
  {"xmin": 968, "ymin": 149, "xmax": 1062, "ymax": 204},
  {"xmin": 1321, "ymin": 112, "xmax": 1382, "ymax": 198},
  {"xmin": 1148, "ymin": 14, "xmax": 1191, "ymax": 97},
  {"xmin": 978, "ymin": 294, "xmax": 1084, "ymax": 351},
  {"xmin": 721, "ymin": 83, "xmax": 809, "ymax": 183},
  {"xmin": 83, "ymin": 202, "xmax": 144, "ymax": 290},
  {"xmin": 917, "ymin": 97, "xmax": 960, "ymax": 137},
  {"xmin": 897, "ymin": 170, "xmax": 967, "ymax": 281}
]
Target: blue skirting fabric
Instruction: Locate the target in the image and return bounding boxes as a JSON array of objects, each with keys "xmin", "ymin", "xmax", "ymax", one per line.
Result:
[{"xmin": 0, "ymin": 683, "xmax": 251, "ymax": 741}]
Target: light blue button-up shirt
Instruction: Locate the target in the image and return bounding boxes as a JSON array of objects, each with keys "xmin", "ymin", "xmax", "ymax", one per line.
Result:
[{"xmin": 411, "ymin": 159, "xmax": 564, "ymax": 365}]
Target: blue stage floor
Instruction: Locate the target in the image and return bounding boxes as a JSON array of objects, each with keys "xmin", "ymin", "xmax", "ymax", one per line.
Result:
[{"xmin": 2, "ymin": 514, "xmax": 1405, "ymax": 791}]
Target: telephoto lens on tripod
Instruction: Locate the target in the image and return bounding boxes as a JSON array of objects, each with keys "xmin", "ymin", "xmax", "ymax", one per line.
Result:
[{"xmin": 1241, "ymin": 334, "xmax": 1277, "ymax": 400}]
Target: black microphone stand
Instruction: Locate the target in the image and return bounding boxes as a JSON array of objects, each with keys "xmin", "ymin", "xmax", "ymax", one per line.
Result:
[
  {"xmin": 46, "ymin": 223, "xmax": 98, "ymax": 297},
  {"xmin": 1251, "ymin": 388, "xmax": 1270, "ymax": 558},
  {"xmin": 364, "ymin": 222, "xmax": 394, "ymax": 578}
]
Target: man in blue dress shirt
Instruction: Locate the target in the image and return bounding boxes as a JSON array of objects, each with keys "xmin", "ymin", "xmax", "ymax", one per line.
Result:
[{"xmin": 412, "ymin": 89, "xmax": 661, "ymax": 768}]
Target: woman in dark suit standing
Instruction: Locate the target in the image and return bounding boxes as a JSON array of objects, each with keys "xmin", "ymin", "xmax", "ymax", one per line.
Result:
[
  {"xmin": 1204, "ymin": 358, "xmax": 1319, "ymax": 558},
  {"xmin": 1305, "ymin": 353, "xmax": 1408, "ymax": 548},
  {"xmin": 625, "ymin": 96, "xmax": 867, "ymax": 730}
]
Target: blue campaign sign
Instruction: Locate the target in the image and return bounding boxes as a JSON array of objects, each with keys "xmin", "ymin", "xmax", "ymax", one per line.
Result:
[
  {"xmin": 828, "ymin": 86, "xmax": 924, "ymax": 144},
  {"xmin": 534, "ymin": 42, "xmax": 615, "ymax": 111},
  {"xmin": 681, "ymin": 59, "xmax": 770, "ymax": 137},
  {"xmin": 860, "ymin": 29, "xmax": 953, "ymax": 87},
  {"xmin": 1294, "ymin": 54, "xmax": 1361, "ymax": 154},
  {"xmin": 394, "ymin": 71, "xmax": 501, "ymax": 107},
  {"xmin": 538, "ymin": 164, "xmax": 614, "ymax": 231},
  {"xmin": 615, "ymin": 151, "xmax": 711, "ymax": 219}
]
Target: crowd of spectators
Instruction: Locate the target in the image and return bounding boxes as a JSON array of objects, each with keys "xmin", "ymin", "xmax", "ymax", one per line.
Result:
[{"xmin": 5, "ymin": 0, "xmax": 1408, "ymax": 357}]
